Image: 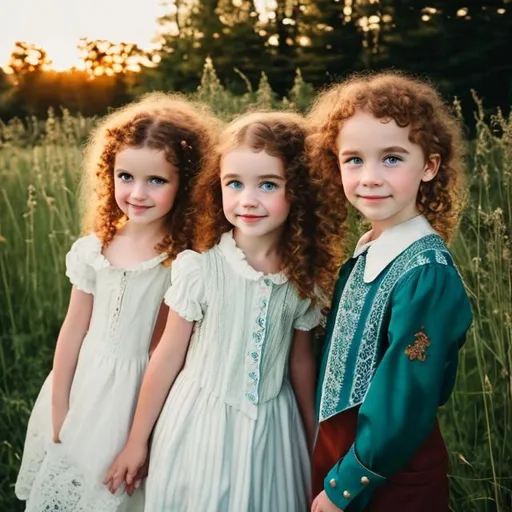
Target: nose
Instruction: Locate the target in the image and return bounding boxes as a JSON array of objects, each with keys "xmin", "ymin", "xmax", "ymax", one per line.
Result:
[
  {"xmin": 360, "ymin": 163, "xmax": 383, "ymax": 187},
  {"xmin": 240, "ymin": 187, "xmax": 258, "ymax": 208},
  {"xmin": 130, "ymin": 182, "xmax": 148, "ymax": 201}
]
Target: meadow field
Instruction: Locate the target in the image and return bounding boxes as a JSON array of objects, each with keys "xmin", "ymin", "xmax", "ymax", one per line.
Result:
[{"xmin": 0, "ymin": 73, "xmax": 511, "ymax": 511}]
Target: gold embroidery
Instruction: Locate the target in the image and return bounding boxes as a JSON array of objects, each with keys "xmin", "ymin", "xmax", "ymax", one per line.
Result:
[{"xmin": 405, "ymin": 330, "xmax": 430, "ymax": 361}]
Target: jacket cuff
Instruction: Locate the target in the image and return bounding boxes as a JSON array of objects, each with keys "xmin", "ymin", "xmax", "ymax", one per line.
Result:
[{"xmin": 324, "ymin": 445, "xmax": 387, "ymax": 510}]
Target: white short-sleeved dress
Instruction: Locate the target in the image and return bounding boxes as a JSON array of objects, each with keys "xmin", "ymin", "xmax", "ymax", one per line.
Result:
[
  {"xmin": 145, "ymin": 231, "xmax": 322, "ymax": 512},
  {"xmin": 15, "ymin": 234, "xmax": 172, "ymax": 512}
]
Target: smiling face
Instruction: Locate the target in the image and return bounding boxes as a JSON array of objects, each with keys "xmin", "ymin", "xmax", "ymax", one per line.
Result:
[
  {"xmin": 336, "ymin": 110, "xmax": 440, "ymax": 236},
  {"xmin": 220, "ymin": 144, "xmax": 291, "ymax": 240},
  {"xmin": 114, "ymin": 146, "xmax": 180, "ymax": 228}
]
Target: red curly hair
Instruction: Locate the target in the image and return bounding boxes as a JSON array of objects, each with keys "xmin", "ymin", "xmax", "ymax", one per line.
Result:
[
  {"xmin": 192, "ymin": 111, "xmax": 343, "ymax": 305},
  {"xmin": 308, "ymin": 70, "xmax": 467, "ymax": 242},
  {"xmin": 80, "ymin": 92, "xmax": 221, "ymax": 262}
]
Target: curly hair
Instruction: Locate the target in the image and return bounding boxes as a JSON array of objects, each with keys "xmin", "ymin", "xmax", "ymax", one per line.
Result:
[
  {"xmin": 80, "ymin": 92, "xmax": 221, "ymax": 262},
  {"xmin": 192, "ymin": 111, "xmax": 341, "ymax": 305},
  {"xmin": 307, "ymin": 70, "xmax": 467, "ymax": 242}
]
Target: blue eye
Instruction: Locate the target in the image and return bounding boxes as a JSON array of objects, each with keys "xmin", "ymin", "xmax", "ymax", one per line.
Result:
[
  {"xmin": 118, "ymin": 172, "xmax": 133, "ymax": 182},
  {"xmin": 261, "ymin": 182, "xmax": 278, "ymax": 192},
  {"xmin": 345, "ymin": 157, "xmax": 363, "ymax": 165},
  {"xmin": 149, "ymin": 177, "xmax": 168, "ymax": 185},
  {"xmin": 227, "ymin": 180, "xmax": 243, "ymax": 190},
  {"xmin": 384, "ymin": 155, "xmax": 403, "ymax": 165}
]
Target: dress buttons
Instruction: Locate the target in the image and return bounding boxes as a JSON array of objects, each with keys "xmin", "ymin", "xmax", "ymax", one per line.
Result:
[
  {"xmin": 329, "ymin": 478, "xmax": 337, "ymax": 488},
  {"xmin": 343, "ymin": 490, "xmax": 351, "ymax": 499},
  {"xmin": 361, "ymin": 476, "xmax": 370, "ymax": 485}
]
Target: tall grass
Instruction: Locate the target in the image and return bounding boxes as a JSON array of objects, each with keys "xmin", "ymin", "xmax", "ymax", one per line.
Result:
[
  {"xmin": 439, "ymin": 97, "xmax": 512, "ymax": 512},
  {"xmin": 0, "ymin": 81, "xmax": 510, "ymax": 511}
]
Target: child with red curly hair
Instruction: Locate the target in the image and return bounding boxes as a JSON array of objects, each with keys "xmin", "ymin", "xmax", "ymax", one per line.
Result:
[
  {"xmin": 308, "ymin": 72, "xmax": 473, "ymax": 512},
  {"xmin": 15, "ymin": 93, "xmax": 219, "ymax": 512},
  {"xmin": 105, "ymin": 111, "xmax": 342, "ymax": 511}
]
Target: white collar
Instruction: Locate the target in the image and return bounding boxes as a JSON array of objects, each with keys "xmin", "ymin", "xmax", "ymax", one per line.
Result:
[
  {"xmin": 353, "ymin": 215, "xmax": 437, "ymax": 283},
  {"xmin": 218, "ymin": 230, "xmax": 288, "ymax": 285}
]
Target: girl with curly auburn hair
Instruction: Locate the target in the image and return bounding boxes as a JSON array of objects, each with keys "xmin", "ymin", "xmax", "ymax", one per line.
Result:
[
  {"xmin": 15, "ymin": 93, "xmax": 220, "ymax": 512},
  {"xmin": 80, "ymin": 92, "xmax": 220, "ymax": 261},
  {"xmin": 308, "ymin": 70, "xmax": 467, "ymax": 242},
  {"xmin": 308, "ymin": 72, "xmax": 473, "ymax": 512},
  {"xmin": 194, "ymin": 111, "xmax": 341, "ymax": 302},
  {"xmin": 105, "ymin": 111, "xmax": 327, "ymax": 511}
]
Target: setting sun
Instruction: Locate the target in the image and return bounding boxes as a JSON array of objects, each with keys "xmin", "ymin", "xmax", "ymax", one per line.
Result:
[
  {"xmin": 0, "ymin": 0, "xmax": 166, "ymax": 72},
  {"xmin": 46, "ymin": 44, "xmax": 85, "ymax": 71}
]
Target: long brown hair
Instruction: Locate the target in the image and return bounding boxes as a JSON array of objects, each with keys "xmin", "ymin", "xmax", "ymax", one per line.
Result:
[
  {"xmin": 80, "ymin": 92, "xmax": 221, "ymax": 261},
  {"xmin": 193, "ymin": 111, "xmax": 343, "ymax": 304},
  {"xmin": 308, "ymin": 70, "xmax": 467, "ymax": 242}
]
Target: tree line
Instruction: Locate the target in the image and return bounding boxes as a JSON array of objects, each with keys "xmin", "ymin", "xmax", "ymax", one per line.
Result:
[{"xmin": 0, "ymin": 0, "xmax": 510, "ymax": 123}]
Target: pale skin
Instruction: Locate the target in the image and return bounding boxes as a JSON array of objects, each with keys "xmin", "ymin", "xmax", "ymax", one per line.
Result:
[
  {"xmin": 103, "ymin": 279, "xmax": 317, "ymax": 496},
  {"xmin": 52, "ymin": 288, "xmax": 93, "ymax": 443},
  {"xmin": 311, "ymin": 112, "xmax": 441, "ymax": 512},
  {"xmin": 312, "ymin": 491, "xmax": 345, "ymax": 512},
  {"xmin": 52, "ymin": 146, "xmax": 178, "ymax": 494},
  {"xmin": 336, "ymin": 110, "xmax": 440, "ymax": 240},
  {"xmin": 223, "ymin": 146, "xmax": 317, "ymax": 454},
  {"xmin": 104, "ymin": 308, "xmax": 194, "ymax": 493},
  {"xmin": 52, "ymin": 232, "xmax": 168, "ymax": 443},
  {"xmin": 51, "ymin": 233, "xmax": 168, "ymax": 494},
  {"xmin": 105, "ymin": 148, "xmax": 317, "ymax": 494}
]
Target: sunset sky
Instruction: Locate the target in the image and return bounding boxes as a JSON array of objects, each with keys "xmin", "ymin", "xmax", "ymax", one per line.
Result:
[
  {"xmin": 0, "ymin": 0, "xmax": 272, "ymax": 72},
  {"xmin": 0, "ymin": 0, "xmax": 167, "ymax": 71}
]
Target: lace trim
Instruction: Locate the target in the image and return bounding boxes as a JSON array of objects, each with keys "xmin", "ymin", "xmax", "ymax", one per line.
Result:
[
  {"xmin": 20, "ymin": 442, "xmax": 142, "ymax": 512},
  {"xmin": 79, "ymin": 233, "xmax": 167, "ymax": 272},
  {"xmin": 218, "ymin": 231, "xmax": 288, "ymax": 284},
  {"xmin": 244, "ymin": 277, "xmax": 273, "ymax": 404},
  {"xmin": 319, "ymin": 257, "xmax": 367, "ymax": 421},
  {"xmin": 320, "ymin": 236, "xmax": 450, "ymax": 420}
]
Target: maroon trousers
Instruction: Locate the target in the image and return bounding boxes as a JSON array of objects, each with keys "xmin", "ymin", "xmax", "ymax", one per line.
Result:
[{"xmin": 312, "ymin": 407, "xmax": 449, "ymax": 511}]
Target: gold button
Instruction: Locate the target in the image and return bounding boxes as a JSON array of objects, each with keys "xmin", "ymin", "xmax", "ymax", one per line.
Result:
[
  {"xmin": 361, "ymin": 476, "xmax": 370, "ymax": 485},
  {"xmin": 329, "ymin": 478, "xmax": 337, "ymax": 488},
  {"xmin": 343, "ymin": 490, "xmax": 351, "ymax": 499}
]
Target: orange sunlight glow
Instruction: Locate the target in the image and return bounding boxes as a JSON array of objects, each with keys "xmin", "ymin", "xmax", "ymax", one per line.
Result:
[
  {"xmin": 0, "ymin": 0, "xmax": 167, "ymax": 72},
  {"xmin": 0, "ymin": 0, "xmax": 273, "ymax": 73},
  {"xmin": 30, "ymin": 43, "xmax": 86, "ymax": 72},
  {"xmin": 49, "ymin": 45, "xmax": 86, "ymax": 71}
]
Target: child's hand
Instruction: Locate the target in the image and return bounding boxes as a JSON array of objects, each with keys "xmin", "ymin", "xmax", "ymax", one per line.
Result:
[
  {"xmin": 124, "ymin": 456, "xmax": 150, "ymax": 496},
  {"xmin": 103, "ymin": 441, "xmax": 148, "ymax": 494},
  {"xmin": 311, "ymin": 491, "xmax": 344, "ymax": 512}
]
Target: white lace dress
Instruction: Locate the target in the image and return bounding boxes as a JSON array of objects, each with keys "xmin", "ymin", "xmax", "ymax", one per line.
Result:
[
  {"xmin": 15, "ymin": 234, "xmax": 172, "ymax": 512},
  {"xmin": 144, "ymin": 231, "xmax": 322, "ymax": 512}
]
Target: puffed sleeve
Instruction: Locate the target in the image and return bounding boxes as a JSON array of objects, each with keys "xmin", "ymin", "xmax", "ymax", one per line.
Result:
[
  {"xmin": 324, "ymin": 263, "xmax": 473, "ymax": 511},
  {"xmin": 65, "ymin": 235, "xmax": 98, "ymax": 295},
  {"xmin": 164, "ymin": 250, "xmax": 206, "ymax": 322},
  {"xmin": 293, "ymin": 296, "xmax": 323, "ymax": 331}
]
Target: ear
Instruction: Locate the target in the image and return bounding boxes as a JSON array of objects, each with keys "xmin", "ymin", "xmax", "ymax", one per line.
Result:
[{"xmin": 422, "ymin": 153, "xmax": 441, "ymax": 182}]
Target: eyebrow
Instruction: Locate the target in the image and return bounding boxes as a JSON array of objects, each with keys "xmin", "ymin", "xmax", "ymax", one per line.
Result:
[
  {"xmin": 382, "ymin": 146, "xmax": 410, "ymax": 154},
  {"xmin": 222, "ymin": 173, "xmax": 285, "ymax": 181},
  {"xmin": 114, "ymin": 168, "xmax": 173, "ymax": 177},
  {"xmin": 339, "ymin": 146, "xmax": 410, "ymax": 156}
]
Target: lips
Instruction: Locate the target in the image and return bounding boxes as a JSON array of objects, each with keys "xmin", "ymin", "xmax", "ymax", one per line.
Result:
[
  {"xmin": 128, "ymin": 203, "xmax": 152, "ymax": 212},
  {"xmin": 237, "ymin": 214, "xmax": 266, "ymax": 223}
]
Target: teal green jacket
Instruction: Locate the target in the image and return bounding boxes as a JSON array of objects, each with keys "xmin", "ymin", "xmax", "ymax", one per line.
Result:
[{"xmin": 316, "ymin": 216, "xmax": 473, "ymax": 511}]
